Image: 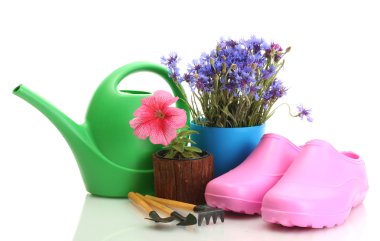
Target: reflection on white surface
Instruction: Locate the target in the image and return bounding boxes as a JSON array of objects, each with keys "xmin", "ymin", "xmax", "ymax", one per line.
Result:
[{"xmin": 73, "ymin": 195, "xmax": 368, "ymax": 241}]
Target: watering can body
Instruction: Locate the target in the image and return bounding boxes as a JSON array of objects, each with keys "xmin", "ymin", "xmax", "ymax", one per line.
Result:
[{"xmin": 14, "ymin": 62, "xmax": 188, "ymax": 197}]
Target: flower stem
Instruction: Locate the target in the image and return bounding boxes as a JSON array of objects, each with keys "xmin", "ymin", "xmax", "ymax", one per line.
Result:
[{"xmin": 268, "ymin": 102, "xmax": 299, "ymax": 118}]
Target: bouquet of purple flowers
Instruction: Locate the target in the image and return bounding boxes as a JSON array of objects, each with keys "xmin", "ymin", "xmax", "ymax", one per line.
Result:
[{"xmin": 162, "ymin": 36, "xmax": 312, "ymax": 127}]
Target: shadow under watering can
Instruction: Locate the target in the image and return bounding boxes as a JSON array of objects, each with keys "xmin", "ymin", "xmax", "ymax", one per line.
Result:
[{"xmin": 13, "ymin": 62, "xmax": 189, "ymax": 197}]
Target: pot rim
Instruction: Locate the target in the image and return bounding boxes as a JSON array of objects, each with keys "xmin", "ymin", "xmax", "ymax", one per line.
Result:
[
  {"xmin": 153, "ymin": 149, "xmax": 211, "ymax": 161},
  {"xmin": 190, "ymin": 120, "xmax": 265, "ymax": 129}
]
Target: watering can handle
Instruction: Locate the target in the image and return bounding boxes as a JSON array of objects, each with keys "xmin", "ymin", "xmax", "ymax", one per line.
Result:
[{"xmin": 97, "ymin": 61, "xmax": 190, "ymax": 122}]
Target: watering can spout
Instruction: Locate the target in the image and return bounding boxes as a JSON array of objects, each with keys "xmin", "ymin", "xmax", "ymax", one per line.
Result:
[
  {"xmin": 13, "ymin": 84, "xmax": 90, "ymax": 151},
  {"xmin": 12, "ymin": 84, "xmax": 140, "ymax": 197}
]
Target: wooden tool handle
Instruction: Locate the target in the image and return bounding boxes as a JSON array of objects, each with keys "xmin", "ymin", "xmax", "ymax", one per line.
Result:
[
  {"xmin": 145, "ymin": 195, "xmax": 196, "ymax": 211},
  {"xmin": 136, "ymin": 193, "xmax": 174, "ymax": 215},
  {"xmin": 128, "ymin": 192, "xmax": 154, "ymax": 214}
]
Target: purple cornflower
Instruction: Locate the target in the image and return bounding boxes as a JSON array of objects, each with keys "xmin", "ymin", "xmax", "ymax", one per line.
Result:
[
  {"xmin": 183, "ymin": 73, "xmax": 194, "ymax": 83},
  {"xmin": 198, "ymin": 64, "xmax": 214, "ymax": 78},
  {"xmin": 188, "ymin": 60, "xmax": 201, "ymax": 74},
  {"xmin": 214, "ymin": 61, "xmax": 223, "ymax": 73},
  {"xmin": 254, "ymin": 53, "xmax": 266, "ymax": 68},
  {"xmin": 263, "ymin": 79, "xmax": 287, "ymax": 101},
  {"xmin": 168, "ymin": 68, "xmax": 182, "ymax": 83},
  {"xmin": 249, "ymin": 84, "xmax": 262, "ymax": 101},
  {"xmin": 265, "ymin": 43, "xmax": 283, "ymax": 58},
  {"xmin": 297, "ymin": 105, "xmax": 313, "ymax": 122},
  {"xmin": 191, "ymin": 75, "xmax": 213, "ymax": 93},
  {"xmin": 243, "ymin": 36, "xmax": 266, "ymax": 53},
  {"xmin": 271, "ymin": 79, "xmax": 287, "ymax": 98},
  {"xmin": 262, "ymin": 65, "xmax": 276, "ymax": 79},
  {"xmin": 226, "ymin": 39, "xmax": 239, "ymax": 48},
  {"xmin": 195, "ymin": 79, "xmax": 206, "ymax": 91},
  {"xmin": 239, "ymin": 77, "xmax": 251, "ymax": 88},
  {"xmin": 200, "ymin": 52, "xmax": 211, "ymax": 64},
  {"xmin": 160, "ymin": 52, "xmax": 180, "ymax": 68},
  {"xmin": 218, "ymin": 38, "xmax": 239, "ymax": 49},
  {"xmin": 224, "ymin": 82, "xmax": 236, "ymax": 93},
  {"xmin": 271, "ymin": 43, "xmax": 283, "ymax": 52}
]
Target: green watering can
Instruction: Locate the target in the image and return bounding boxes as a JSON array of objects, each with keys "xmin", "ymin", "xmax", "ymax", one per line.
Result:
[{"xmin": 13, "ymin": 62, "xmax": 189, "ymax": 197}]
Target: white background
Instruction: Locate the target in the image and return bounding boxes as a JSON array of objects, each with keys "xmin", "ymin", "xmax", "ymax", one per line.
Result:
[{"xmin": 1, "ymin": 0, "xmax": 380, "ymax": 240}]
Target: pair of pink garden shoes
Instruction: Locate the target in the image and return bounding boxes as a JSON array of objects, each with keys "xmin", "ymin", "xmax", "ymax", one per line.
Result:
[{"xmin": 205, "ymin": 134, "xmax": 368, "ymax": 228}]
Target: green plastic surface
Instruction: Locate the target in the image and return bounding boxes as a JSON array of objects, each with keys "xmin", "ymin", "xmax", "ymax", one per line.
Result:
[{"xmin": 13, "ymin": 62, "xmax": 189, "ymax": 197}]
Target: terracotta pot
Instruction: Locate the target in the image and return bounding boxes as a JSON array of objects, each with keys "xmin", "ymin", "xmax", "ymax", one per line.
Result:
[{"xmin": 152, "ymin": 150, "xmax": 213, "ymax": 204}]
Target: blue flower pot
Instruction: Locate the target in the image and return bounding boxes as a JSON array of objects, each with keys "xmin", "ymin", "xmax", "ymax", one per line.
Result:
[{"xmin": 190, "ymin": 122, "xmax": 265, "ymax": 177}]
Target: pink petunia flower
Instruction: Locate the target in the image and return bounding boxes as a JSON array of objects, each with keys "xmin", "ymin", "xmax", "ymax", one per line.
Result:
[{"xmin": 129, "ymin": 90, "xmax": 187, "ymax": 146}]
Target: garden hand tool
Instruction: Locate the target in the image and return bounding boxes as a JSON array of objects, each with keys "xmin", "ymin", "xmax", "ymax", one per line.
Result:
[
  {"xmin": 137, "ymin": 193, "xmax": 197, "ymax": 226},
  {"xmin": 128, "ymin": 192, "xmax": 174, "ymax": 223},
  {"xmin": 145, "ymin": 195, "xmax": 224, "ymax": 226}
]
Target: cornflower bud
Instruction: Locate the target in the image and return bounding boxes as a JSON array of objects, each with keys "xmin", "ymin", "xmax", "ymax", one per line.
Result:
[
  {"xmin": 210, "ymin": 57, "xmax": 215, "ymax": 66},
  {"xmin": 222, "ymin": 62, "xmax": 227, "ymax": 74}
]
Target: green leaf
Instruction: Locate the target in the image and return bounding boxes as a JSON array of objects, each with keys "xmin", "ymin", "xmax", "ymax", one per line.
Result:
[
  {"xmin": 182, "ymin": 139, "xmax": 196, "ymax": 144},
  {"xmin": 181, "ymin": 151, "xmax": 193, "ymax": 158},
  {"xmin": 164, "ymin": 150, "xmax": 176, "ymax": 159},
  {"xmin": 221, "ymin": 106, "xmax": 237, "ymax": 126},
  {"xmin": 188, "ymin": 151, "xmax": 201, "ymax": 158},
  {"xmin": 263, "ymin": 111, "xmax": 275, "ymax": 123},
  {"xmin": 177, "ymin": 129, "xmax": 199, "ymax": 137},
  {"xmin": 172, "ymin": 143, "xmax": 184, "ymax": 153},
  {"xmin": 184, "ymin": 146, "xmax": 203, "ymax": 153}
]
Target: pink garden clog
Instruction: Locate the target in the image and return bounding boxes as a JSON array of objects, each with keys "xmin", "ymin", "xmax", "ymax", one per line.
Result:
[
  {"xmin": 261, "ymin": 140, "xmax": 369, "ymax": 228},
  {"xmin": 205, "ymin": 134, "xmax": 301, "ymax": 214}
]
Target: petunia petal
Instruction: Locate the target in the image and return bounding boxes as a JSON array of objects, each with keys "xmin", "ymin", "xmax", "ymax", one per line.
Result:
[
  {"xmin": 131, "ymin": 120, "xmax": 150, "ymax": 140},
  {"xmin": 142, "ymin": 90, "xmax": 178, "ymax": 110},
  {"xmin": 129, "ymin": 117, "xmax": 142, "ymax": 129},
  {"xmin": 163, "ymin": 107, "xmax": 187, "ymax": 128},
  {"xmin": 131, "ymin": 118, "xmax": 161, "ymax": 140},
  {"xmin": 149, "ymin": 119, "xmax": 177, "ymax": 146},
  {"xmin": 141, "ymin": 94, "xmax": 159, "ymax": 110},
  {"xmin": 154, "ymin": 90, "xmax": 179, "ymax": 107},
  {"xmin": 133, "ymin": 105, "xmax": 156, "ymax": 119}
]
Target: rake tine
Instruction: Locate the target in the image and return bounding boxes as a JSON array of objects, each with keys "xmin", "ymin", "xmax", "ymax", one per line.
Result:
[
  {"xmin": 197, "ymin": 211, "xmax": 226, "ymax": 226},
  {"xmin": 212, "ymin": 214, "xmax": 218, "ymax": 224},
  {"xmin": 144, "ymin": 195, "xmax": 225, "ymax": 226},
  {"xmin": 198, "ymin": 215, "xmax": 204, "ymax": 226},
  {"xmin": 205, "ymin": 215, "xmax": 211, "ymax": 225}
]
